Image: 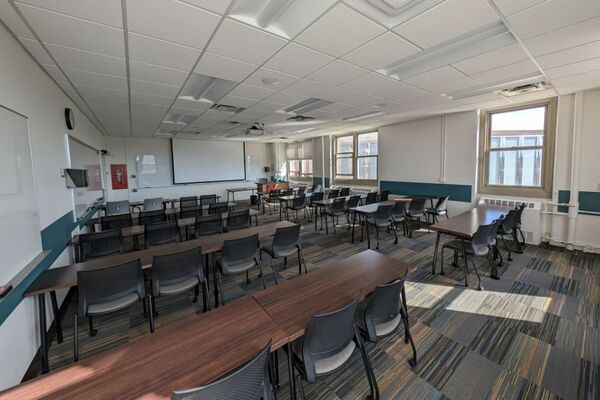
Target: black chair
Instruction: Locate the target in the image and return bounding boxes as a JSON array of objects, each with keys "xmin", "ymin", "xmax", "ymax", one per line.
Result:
[
  {"xmin": 378, "ymin": 190, "xmax": 390, "ymax": 202},
  {"xmin": 307, "ymin": 192, "xmax": 323, "ymax": 221},
  {"xmin": 74, "ymin": 259, "xmax": 152, "ymax": 361},
  {"xmin": 199, "ymin": 194, "xmax": 218, "ymax": 208},
  {"xmin": 406, "ymin": 198, "xmax": 426, "ymax": 237},
  {"xmin": 144, "ymin": 220, "xmax": 180, "ymax": 248},
  {"xmin": 357, "ymin": 279, "xmax": 417, "ymax": 366},
  {"xmin": 106, "ymin": 200, "xmax": 130, "ymax": 216},
  {"xmin": 514, "ymin": 203, "xmax": 527, "ymax": 250},
  {"xmin": 210, "ymin": 202, "xmax": 230, "ymax": 215},
  {"xmin": 441, "ymin": 222, "xmax": 495, "ymax": 290},
  {"xmin": 324, "ymin": 197, "xmax": 346, "ymax": 234},
  {"xmin": 365, "ymin": 204, "xmax": 398, "ymax": 249},
  {"xmin": 344, "ymin": 195, "xmax": 362, "ymax": 226},
  {"xmin": 194, "ymin": 214, "xmax": 223, "ymax": 237},
  {"xmin": 139, "ymin": 209, "xmax": 166, "ymax": 225},
  {"xmin": 180, "ymin": 196, "xmax": 197, "ymax": 208},
  {"xmin": 488, "ymin": 216, "xmax": 505, "ymax": 273},
  {"xmin": 426, "ymin": 195, "xmax": 450, "ymax": 224},
  {"xmin": 180, "ymin": 205, "xmax": 203, "ymax": 220},
  {"xmin": 172, "ymin": 341, "xmax": 274, "ymax": 400},
  {"xmin": 216, "ymin": 234, "xmax": 271, "ymax": 305},
  {"xmin": 364, "ymin": 192, "xmax": 378, "ymax": 205},
  {"xmin": 260, "ymin": 224, "xmax": 307, "ymax": 277},
  {"xmin": 497, "ymin": 208, "xmax": 521, "ymax": 259},
  {"xmin": 286, "ymin": 194, "xmax": 307, "ymax": 222},
  {"xmin": 226, "ymin": 209, "xmax": 251, "ymax": 231},
  {"xmin": 297, "ymin": 186, "xmax": 306, "ymax": 195},
  {"xmin": 327, "ymin": 189, "xmax": 340, "ymax": 199},
  {"xmin": 143, "ymin": 197, "xmax": 163, "ymax": 211},
  {"xmin": 391, "ymin": 201, "xmax": 409, "ymax": 237},
  {"xmin": 264, "ymin": 190, "xmax": 281, "ymax": 215},
  {"xmin": 151, "ymin": 247, "xmax": 209, "ymax": 314},
  {"xmin": 78, "ymin": 229, "xmax": 124, "ymax": 261},
  {"xmin": 101, "ymin": 213, "xmax": 132, "ymax": 230},
  {"xmin": 288, "ymin": 300, "xmax": 378, "ymax": 400},
  {"xmin": 281, "ymin": 189, "xmax": 294, "ymax": 197},
  {"xmin": 339, "ymin": 187, "xmax": 350, "ymax": 197}
]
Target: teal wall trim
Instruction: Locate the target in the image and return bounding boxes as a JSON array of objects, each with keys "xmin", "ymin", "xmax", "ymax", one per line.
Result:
[
  {"xmin": 557, "ymin": 190, "xmax": 600, "ymax": 215},
  {"xmin": 0, "ymin": 206, "xmax": 100, "ymax": 326},
  {"xmin": 380, "ymin": 180, "xmax": 472, "ymax": 203}
]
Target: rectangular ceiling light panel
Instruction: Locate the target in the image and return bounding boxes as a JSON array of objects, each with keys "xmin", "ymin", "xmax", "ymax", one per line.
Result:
[
  {"xmin": 344, "ymin": 0, "xmax": 445, "ymax": 29},
  {"xmin": 283, "ymin": 97, "xmax": 333, "ymax": 114},
  {"xmin": 379, "ymin": 22, "xmax": 517, "ymax": 80},
  {"xmin": 178, "ymin": 73, "xmax": 238, "ymax": 105}
]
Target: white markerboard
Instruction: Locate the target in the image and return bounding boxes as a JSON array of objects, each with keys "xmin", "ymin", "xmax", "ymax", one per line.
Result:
[{"xmin": 0, "ymin": 106, "xmax": 41, "ymax": 285}]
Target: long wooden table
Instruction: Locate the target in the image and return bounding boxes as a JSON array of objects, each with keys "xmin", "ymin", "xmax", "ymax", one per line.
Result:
[
  {"xmin": 26, "ymin": 221, "xmax": 294, "ymax": 374},
  {"xmin": 0, "ymin": 296, "xmax": 288, "ymax": 400},
  {"xmin": 430, "ymin": 205, "xmax": 511, "ymax": 289},
  {"xmin": 348, "ymin": 199, "xmax": 413, "ymax": 248}
]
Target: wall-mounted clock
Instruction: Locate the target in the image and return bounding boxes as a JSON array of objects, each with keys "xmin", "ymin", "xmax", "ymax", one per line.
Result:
[{"xmin": 65, "ymin": 108, "xmax": 75, "ymax": 130}]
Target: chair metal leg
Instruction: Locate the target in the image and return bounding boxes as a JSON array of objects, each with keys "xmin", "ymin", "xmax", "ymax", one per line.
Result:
[
  {"xmin": 50, "ymin": 291, "xmax": 63, "ymax": 343},
  {"xmin": 440, "ymin": 246, "xmax": 445, "ymax": 275},
  {"xmin": 88, "ymin": 316, "xmax": 97, "ymax": 337},
  {"xmin": 487, "ymin": 253, "xmax": 500, "ymax": 280},
  {"xmin": 500, "ymin": 234, "xmax": 513, "ymax": 261},
  {"xmin": 298, "ymin": 247, "xmax": 308, "ymax": 274},
  {"xmin": 374, "ymin": 224, "xmax": 380, "ymax": 250},
  {"xmin": 356, "ymin": 333, "xmax": 379, "ymax": 400},
  {"xmin": 469, "ymin": 257, "xmax": 483, "ymax": 291},
  {"xmin": 257, "ymin": 258, "xmax": 267, "ymax": 289},
  {"xmin": 399, "ymin": 304, "xmax": 417, "ymax": 367},
  {"xmin": 193, "ymin": 285, "xmax": 199, "ymax": 303},
  {"xmin": 73, "ymin": 314, "xmax": 79, "ymax": 362},
  {"xmin": 270, "ymin": 256, "xmax": 278, "ymax": 285},
  {"xmin": 296, "ymin": 374, "xmax": 306, "ymax": 400},
  {"xmin": 202, "ymin": 281, "xmax": 209, "ymax": 312},
  {"xmin": 246, "ymin": 270, "xmax": 250, "ymax": 284},
  {"xmin": 147, "ymin": 294, "xmax": 155, "ymax": 333},
  {"xmin": 217, "ymin": 271, "xmax": 225, "ymax": 306},
  {"xmin": 391, "ymin": 222, "xmax": 398, "ymax": 244}
]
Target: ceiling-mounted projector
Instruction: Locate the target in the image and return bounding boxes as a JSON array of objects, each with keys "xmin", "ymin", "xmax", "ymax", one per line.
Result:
[{"xmin": 244, "ymin": 122, "xmax": 265, "ymax": 136}]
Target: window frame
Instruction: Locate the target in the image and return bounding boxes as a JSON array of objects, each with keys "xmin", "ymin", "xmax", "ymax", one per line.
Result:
[
  {"xmin": 287, "ymin": 157, "xmax": 313, "ymax": 181},
  {"xmin": 478, "ymin": 98, "xmax": 556, "ymax": 198},
  {"xmin": 333, "ymin": 131, "xmax": 378, "ymax": 184}
]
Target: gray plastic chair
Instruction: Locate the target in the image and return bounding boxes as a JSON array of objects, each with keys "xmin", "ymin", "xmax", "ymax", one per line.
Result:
[
  {"xmin": 307, "ymin": 191, "xmax": 323, "ymax": 221},
  {"xmin": 264, "ymin": 190, "xmax": 281, "ymax": 215},
  {"xmin": 139, "ymin": 209, "xmax": 166, "ymax": 225},
  {"xmin": 260, "ymin": 224, "xmax": 307, "ymax": 278},
  {"xmin": 226, "ymin": 209, "xmax": 250, "ymax": 231},
  {"xmin": 216, "ymin": 234, "xmax": 270, "ymax": 305},
  {"xmin": 209, "ymin": 201, "xmax": 230, "ymax": 215},
  {"xmin": 406, "ymin": 198, "xmax": 426, "ymax": 237},
  {"xmin": 143, "ymin": 197, "xmax": 163, "ymax": 211},
  {"xmin": 288, "ymin": 300, "xmax": 378, "ymax": 400},
  {"xmin": 364, "ymin": 192, "xmax": 378, "ymax": 205},
  {"xmin": 324, "ymin": 197, "xmax": 346, "ymax": 234},
  {"xmin": 199, "ymin": 194, "xmax": 218, "ymax": 208},
  {"xmin": 426, "ymin": 195, "xmax": 449, "ymax": 224},
  {"xmin": 286, "ymin": 194, "xmax": 307, "ymax": 222},
  {"xmin": 74, "ymin": 259, "xmax": 152, "ymax": 361},
  {"xmin": 171, "ymin": 341, "xmax": 274, "ymax": 400},
  {"xmin": 357, "ymin": 279, "xmax": 417, "ymax": 366},
  {"xmin": 365, "ymin": 204, "xmax": 398, "ymax": 249},
  {"xmin": 391, "ymin": 202, "xmax": 409, "ymax": 237},
  {"xmin": 144, "ymin": 220, "xmax": 180, "ymax": 248},
  {"xmin": 339, "ymin": 187, "xmax": 350, "ymax": 197},
  {"xmin": 194, "ymin": 214, "xmax": 223, "ymax": 237},
  {"xmin": 378, "ymin": 190, "xmax": 390, "ymax": 202},
  {"xmin": 180, "ymin": 205, "xmax": 203, "ymax": 220},
  {"xmin": 498, "ymin": 208, "xmax": 520, "ymax": 260},
  {"xmin": 106, "ymin": 200, "xmax": 130, "ymax": 216},
  {"xmin": 101, "ymin": 213, "xmax": 132, "ymax": 230},
  {"xmin": 515, "ymin": 203, "xmax": 527, "ymax": 250},
  {"xmin": 310, "ymin": 184, "xmax": 322, "ymax": 193},
  {"xmin": 344, "ymin": 195, "xmax": 362, "ymax": 226},
  {"xmin": 79, "ymin": 229, "xmax": 123, "ymax": 261},
  {"xmin": 151, "ymin": 247, "xmax": 209, "ymax": 314},
  {"xmin": 327, "ymin": 189, "xmax": 340, "ymax": 199},
  {"xmin": 297, "ymin": 186, "xmax": 306, "ymax": 195},
  {"xmin": 488, "ymin": 216, "xmax": 504, "ymax": 275},
  {"xmin": 180, "ymin": 196, "xmax": 197, "ymax": 208}
]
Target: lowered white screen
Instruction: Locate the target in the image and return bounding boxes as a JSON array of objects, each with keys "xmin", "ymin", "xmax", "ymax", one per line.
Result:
[{"xmin": 171, "ymin": 139, "xmax": 246, "ymax": 184}]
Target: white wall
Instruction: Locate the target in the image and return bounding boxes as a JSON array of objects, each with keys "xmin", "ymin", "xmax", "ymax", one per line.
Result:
[
  {"xmin": 0, "ymin": 23, "xmax": 105, "ymax": 389},
  {"xmin": 103, "ymin": 137, "xmax": 272, "ymax": 202}
]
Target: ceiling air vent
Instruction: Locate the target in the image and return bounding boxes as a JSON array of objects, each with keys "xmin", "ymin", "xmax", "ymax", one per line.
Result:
[
  {"xmin": 497, "ymin": 81, "xmax": 550, "ymax": 96},
  {"xmin": 210, "ymin": 104, "xmax": 245, "ymax": 114},
  {"xmin": 286, "ymin": 115, "xmax": 315, "ymax": 122}
]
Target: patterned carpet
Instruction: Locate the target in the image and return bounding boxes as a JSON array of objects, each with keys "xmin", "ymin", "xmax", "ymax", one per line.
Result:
[{"xmin": 25, "ymin": 204, "xmax": 600, "ymax": 400}]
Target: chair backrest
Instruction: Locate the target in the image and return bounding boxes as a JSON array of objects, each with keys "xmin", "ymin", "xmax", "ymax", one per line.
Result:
[
  {"xmin": 339, "ymin": 187, "xmax": 350, "ymax": 197},
  {"xmin": 221, "ymin": 233, "xmax": 259, "ymax": 275},
  {"xmin": 106, "ymin": 200, "xmax": 130, "ymax": 216},
  {"xmin": 331, "ymin": 197, "xmax": 346, "ymax": 211},
  {"xmin": 180, "ymin": 196, "xmax": 197, "ymax": 208},
  {"xmin": 488, "ymin": 216, "xmax": 504, "ymax": 246},
  {"xmin": 77, "ymin": 259, "xmax": 145, "ymax": 317},
  {"xmin": 515, "ymin": 203, "xmax": 526, "ymax": 225},
  {"xmin": 180, "ymin": 205, "xmax": 203, "ymax": 220},
  {"xmin": 346, "ymin": 195, "xmax": 361, "ymax": 209},
  {"xmin": 139, "ymin": 209, "xmax": 166, "ymax": 225},
  {"xmin": 195, "ymin": 214, "xmax": 223, "ymax": 236},
  {"xmin": 209, "ymin": 202, "xmax": 230, "ymax": 215},
  {"xmin": 302, "ymin": 300, "xmax": 358, "ymax": 382},
  {"xmin": 311, "ymin": 184, "xmax": 322, "ymax": 193},
  {"xmin": 79, "ymin": 229, "xmax": 123, "ymax": 261},
  {"xmin": 363, "ymin": 279, "xmax": 404, "ymax": 342},
  {"xmin": 281, "ymin": 189, "xmax": 294, "ymax": 196},
  {"xmin": 101, "ymin": 213, "xmax": 132, "ymax": 230},
  {"xmin": 391, "ymin": 201, "xmax": 406, "ymax": 219},
  {"xmin": 171, "ymin": 341, "xmax": 273, "ymax": 400},
  {"xmin": 151, "ymin": 247, "xmax": 204, "ymax": 297},
  {"xmin": 297, "ymin": 186, "xmax": 306, "ymax": 195},
  {"xmin": 365, "ymin": 192, "xmax": 378, "ymax": 205},
  {"xmin": 199, "ymin": 194, "xmax": 218, "ymax": 207},
  {"xmin": 308, "ymin": 191, "xmax": 324, "ymax": 205},
  {"xmin": 501, "ymin": 208, "xmax": 519, "ymax": 232},
  {"xmin": 408, "ymin": 198, "xmax": 426, "ymax": 214},
  {"xmin": 227, "ymin": 209, "xmax": 250, "ymax": 231},
  {"xmin": 378, "ymin": 190, "xmax": 390, "ymax": 201},
  {"xmin": 373, "ymin": 204, "xmax": 393, "ymax": 223},
  {"xmin": 435, "ymin": 195, "xmax": 450, "ymax": 212},
  {"xmin": 471, "ymin": 222, "xmax": 494, "ymax": 256},
  {"xmin": 145, "ymin": 220, "xmax": 179, "ymax": 247},
  {"xmin": 292, "ymin": 194, "xmax": 306, "ymax": 207},
  {"xmin": 328, "ymin": 189, "xmax": 340, "ymax": 199},
  {"xmin": 272, "ymin": 224, "xmax": 301, "ymax": 257},
  {"xmin": 143, "ymin": 197, "xmax": 163, "ymax": 211}
]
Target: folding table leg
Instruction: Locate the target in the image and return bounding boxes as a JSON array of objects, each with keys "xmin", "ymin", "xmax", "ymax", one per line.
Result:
[
  {"xmin": 38, "ymin": 294, "xmax": 49, "ymax": 374},
  {"xmin": 50, "ymin": 291, "xmax": 63, "ymax": 343},
  {"xmin": 431, "ymin": 232, "xmax": 441, "ymax": 275}
]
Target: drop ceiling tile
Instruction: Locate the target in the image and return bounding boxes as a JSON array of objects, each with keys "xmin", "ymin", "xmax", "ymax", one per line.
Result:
[
  {"xmin": 41, "ymin": 64, "xmax": 68, "ymax": 83},
  {"xmin": 456, "ymin": 92, "xmax": 508, "ymax": 105},
  {"xmin": 16, "ymin": 0, "xmax": 123, "ymax": 28},
  {"xmin": 232, "ymin": 109, "xmax": 268, "ymax": 122},
  {"xmin": 524, "ymin": 16, "xmax": 600, "ymax": 56},
  {"xmin": 246, "ymin": 102, "xmax": 284, "ymax": 114},
  {"xmin": 265, "ymin": 92, "xmax": 308, "ymax": 106},
  {"xmin": 180, "ymin": 0, "xmax": 231, "ymax": 15},
  {"xmin": 307, "ymin": 60, "xmax": 368, "ymax": 86},
  {"xmin": 194, "ymin": 52, "xmax": 257, "ymax": 83},
  {"xmin": 403, "ymin": 66, "xmax": 466, "ymax": 90},
  {"xmin": 86, "ymin": 97, "xmax": 129, "ymax": 110},
  {"xmin": 546, "ymin": 58, "xmax": 600, "ymax": 80},
  {"xmin": 208, "ymin": 18, "xmax": 288, "ymax": 65},
  {"xmin": 284, "ymin": 79, "xmax": 331, "ymax": 97},
  {"xmin": 265, "ymin": 43, "xmax": 334, "ymax": 77},
  {"xmin": 217, "ymin": 95, "xmax": 257, "ymax": 108},
  {"xmin": 17, "ymin": 37, "xmax": 54, "ymax": 65},
  {"xmin": 78, "ymin": 84, "xmax": 128, "ymax": 102},
  {"xmin": 550, "ymin": 69, "xmax": 600, "ymax": 88},
  {"xmin": 126, "ymin": 0, "xmax": 220, "ymax": 50},
  {"xmin": 131, "ymin": 79, "xmax": 180, "ymax": 97},
  {"xmin": 129, "ymin": 61, "xmax": 188, "ymax": 86},
  {"xmin": 451, "ymin": 43, "xmax": 530, "ymax": 76},
  {"xmin": 342, "ymin": 32, "xmax": 421, "ymax": 70},
  {"xmin": 227, "ymin": 84, "xmax": 276, "ymax": 101},
  {"xmin": 243, "ymin": 68, "xmax": 300, "ymax": 90},
  {"xmin": 131, "ymin": 91, "xmax": 174, "ymax": 106},
  {"xmin": 295, "ymin": 4, "xmax": 386, "ymax": 57},
  {"xmin": 128, "ymin": 32, "xmax": 200, "ymax": 71},
  {"xmin": 507, "ymin": 0, "xmax": 600, "ymax": 40},
  {"xmin": 536, "ymin": 40, "xmax": 600, "ymax": 69},
  {"xmin": 0, "ymin": 1, "xmax": 34, "ymax": 38},
  {"xmin": 393, "ymin": 0, "xmax": 499, "ymax": 49},
  {"xmin": 64, "ymin": 68, "xmax": 126, "ymax": 91},
  {"xmin": 428, "ymin": 76, "xmax": 480, "ymax": 95},
  {"xmin": 16, "ymin": 2, "xmax": 125, "ymax": 57},
  {"xmin": 314, "ymin": 87, "xmax": 358, "ymax": 102},
  {"xmin": 339, "ymin": 92, "xmax": 385, "ymax": 107},
  {"xmin": 470, "ymin": 59, "xmax": 540, "ymax": 83},
  {"xmin": 168, "ymin": 105, "xmax": 206, "ymax": 118},
  {"xmin": 45, "ymin": 42, "xmax": 126, "ymax": 76},
  {"xmin": 490, "ymin": 0, "xmax": 547, "ymax": 17}
]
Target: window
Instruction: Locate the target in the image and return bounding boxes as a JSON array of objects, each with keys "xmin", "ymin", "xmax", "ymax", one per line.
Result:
[
  {"xmin": 287, "ymin": 159, "xmax": 313, "ymax": 178},
  {"xmin": 334, "ymin": 131, "xmax": 378, "ymax": 182},
  {"xmin": 479, "ymin": 99, "xmax": 556, "ymax": 197}
]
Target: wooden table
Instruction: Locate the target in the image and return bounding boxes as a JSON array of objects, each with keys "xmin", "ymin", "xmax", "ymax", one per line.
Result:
[
  {"xmin": 0, "ymin": 296, "xmax": 288, "ymax": 400},
  {"xmin": 226, "ymin": 187, "xmax": 256, "ymax": 202},
  {"xmin": 311, "ymin": 194, "xmax": 369, "ymax": 232},
  {"xmin": 430, "ymin": 205, "xmax": 510, "ymax": 289},
  {"xmin": 348, "ymin": 201, "xmax": 397, "ymax": 248},
  {"xmin": 26, "ymin": 221, "xmax": 295, "ymax": 374}
]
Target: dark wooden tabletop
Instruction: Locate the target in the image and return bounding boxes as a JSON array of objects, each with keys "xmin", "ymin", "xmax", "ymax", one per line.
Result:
[
  {"xmin": 253, "ymin": 250, "xmax": 410, "ymax": 341},
  {"xmin": 0, "ymin": 296, "xmax": 288, "ymax": 400},
  {"xmin": 430, "ymin": 205, "xmax": 511, "ymax": 238},
  {"xmin": 349, "ymin": 201, "xmax": 395, "ymax": 215},
  {"xmin": 27, "ymin": 221, "xmax": 295, "ymax": 297}
]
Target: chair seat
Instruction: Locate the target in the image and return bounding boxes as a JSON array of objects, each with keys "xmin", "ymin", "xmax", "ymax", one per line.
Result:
[
  {"xmin": 217, "ymin": 258, "xmax": 256, "ymax": 274},
  {"xmin": 87, "ymin": 292, "xmax": 139, "ymax": 315},
  {"xmin": 287, "ymin": 205, "xmax": 305, "ymax": 210},
  {"xmin": 261, "ymin": 244, "xmax": 297, "ymax": 258},
  {"xmin": 442, "ymin": 239, "xmax": 473, "ymax": 252},
  {"xmin": 325, "ymin": 209, "xmax": 345, "ymax": 216},
  {"xmin": 374, "ymin": 314, "xmax": 402, "ymax": 336},
  {"xmin": 159, "ymin": 276, "xmax": 199, "ymax": 295},
  {"xmin": 292, "ymin": 339, "xmax": 356, "ymax": 375},
  {"xmin": 367, "ymin": 219, "xmax": 391, "ymax": 227},
  {"xmin": 391, "ymin": 214, "xmax": 405, "ymax": 221}
]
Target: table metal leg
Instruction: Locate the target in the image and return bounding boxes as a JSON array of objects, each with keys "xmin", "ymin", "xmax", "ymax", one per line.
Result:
[
  {"xmin": 461, "ymin": 238, "xmax": 469, "ymax": 287},
  {"xmin": 287, "ymin": 343, "xmax": 297, "ymax": 400},
  {"xmin": 351, "ymin": 211, "xmax": 357, "ymax": 243},
  {"xmin": 314, "ymin": 205, "xmax": 318, "ymax": 231},
  {"xmin": 213, "ymin": 255, "xmax": 219, "ymax": 308},
  {"xmin": 431, "ymin": 232, "xmax": 441, "ymax": 275},
  {"xmin": 366, "ymin": 216, "xmax": 371, "ymax": 249},
  {"xmin": 38, "ymin": 293, "xmax": 49, "ymax": 374},
  {"xmin": 49, "ymin": 291, "xmax": 63, "ymax": 343}
]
